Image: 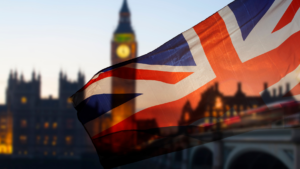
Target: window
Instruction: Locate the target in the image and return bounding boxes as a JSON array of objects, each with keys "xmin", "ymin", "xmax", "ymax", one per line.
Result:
[
  {"xmin": 19, "ymin": 135, "xmax": 27, "ymax": 144},
  {"xmin": 36, "ymin": 136, "xmax": 41, "ymax": 144},
  {"xmin": 44, "ymin": 122, "xmax": 49, "ymax": 129},
  {"xmin": 184, "ymin": 112, "xmax": 190, "ymax": 122},
  {"xmin": 204, "ymin": 111, "xmax": 209, "ymax": 117},
  {"xmin": 21, "ymin": 97, "xmax": 27, "ymax": 104},
  {"xmin": 214, "ymin": 97, "xmax": 223, "ymax": 109},
  {"xmin": 226, "ymin": 111, "xmax": 231, "ymax": 117},
  {"xmin": 212, "ymin": 111, "xmax": 217, "ymax": 117},
  {"xmin": 205, "ymin": 118, "xmax": 210, "ymax": 124},
  {"xmin": 52, "ymin": 151, "xmax": 56, "ymax": 156},
  {"xmin": 52, "ymin": 122, "xmax": 57, "ymax": 129},
  {"xmin": 65, "ymin": 136, "xmax": 72, "ymax": 145},
  {"xmin": 67, "ymin": 97, "xmax": 73, "ymax": 104},
  {"xmin": 21, "ymin": 119, "xmax": 27, "ymax": 128},
  {"xmin": 52, "ymin": 136, "xmax": 57, "ymax": 146},
  {"xmin": 44, "ymin": 136, "xmax": 49, "ymax": 145},
  {"xmin": 24, "ymin": 151, "xmax": 28, "ymax": 155},
  {"xmin": 44, "ymin": 151, "xmax": 48, "ymax": 156},
  {"xmin": 1, "ymin": 125, "xmax": 6, "ymax": 129}
]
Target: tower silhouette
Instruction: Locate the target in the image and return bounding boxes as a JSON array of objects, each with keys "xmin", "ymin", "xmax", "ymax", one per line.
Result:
[{"xmin": 110, "ymin": 0, "xmax": 137, "ymax": 151}]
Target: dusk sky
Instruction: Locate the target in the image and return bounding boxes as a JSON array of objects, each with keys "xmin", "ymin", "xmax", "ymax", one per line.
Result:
[{"xmin": 0, "ymin": 0, "xmax": 233, "ymax": 104}]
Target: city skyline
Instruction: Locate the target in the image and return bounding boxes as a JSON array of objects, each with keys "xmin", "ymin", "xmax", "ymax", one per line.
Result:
[{"xmin": 0, "ymin": 0, "xmax": 233, "ymax": 104}]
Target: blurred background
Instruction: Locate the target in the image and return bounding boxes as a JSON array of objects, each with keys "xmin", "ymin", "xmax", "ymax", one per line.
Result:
[{"xmin": 1, "ymin": 0, "xmax": 299, "ymax": 169}]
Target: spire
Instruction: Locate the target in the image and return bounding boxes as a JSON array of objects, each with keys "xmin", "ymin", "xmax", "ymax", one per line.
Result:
[
  {"xmin": 115, "ymin": 0, "xmax": 134, "ymax": 34},
  {"xmin": 78, "ymin": 70, "xmax": 81, "ymax": 79},
  {"xmin": 32, "ymin": 70, "xmax": 36, "ymax": 80},
  {"xmin": 59, "ymin": 70, "xmax": 63, "ymax": 79},
  {"xmin": 14, "ymin": 70, "xmax": 18, "ymax": 80},
  {"xmin": 20, "ymin": 73, "xmax": 24, "ymax": 82},
  {"xmin": 37, "ymin": 73, "xmax": 41, "ymax": 81},
  {"xmin": 120, "ymin": 0, "xmax": 130, "ymax": 13},
  {"xmin": 9, "ymin": 70, "xmax": 13, "ymax": 79}
]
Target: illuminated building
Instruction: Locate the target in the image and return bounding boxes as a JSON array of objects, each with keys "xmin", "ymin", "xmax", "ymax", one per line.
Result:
[
  {"xmin": 0, "ymin": 108, "xmax": 12, "ymax": 155},
  {"xmin": 1, "ymin": 70, "xmax": 94, "ymax": 159}
]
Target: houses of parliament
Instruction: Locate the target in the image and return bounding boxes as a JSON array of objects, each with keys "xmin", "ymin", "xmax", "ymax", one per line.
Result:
[{"xmin": 0, "ymin": 0, "xmax": 137, "ymax": 168}]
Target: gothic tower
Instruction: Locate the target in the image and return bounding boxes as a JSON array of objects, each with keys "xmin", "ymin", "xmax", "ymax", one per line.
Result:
[{"xmin": 110, "ymin": 0, "xmax": 137, "ymax": 150}]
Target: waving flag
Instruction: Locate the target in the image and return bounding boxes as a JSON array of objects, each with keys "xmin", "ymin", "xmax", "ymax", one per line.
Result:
[{"xmin": 72, "ymin": 0, "xmax": 300, "ymax": 168}]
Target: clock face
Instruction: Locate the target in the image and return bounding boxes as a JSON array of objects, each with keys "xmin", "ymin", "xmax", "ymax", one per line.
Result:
[{"xmin": 116, "ymin": 44, "xmax": 130, "ymax": 59}]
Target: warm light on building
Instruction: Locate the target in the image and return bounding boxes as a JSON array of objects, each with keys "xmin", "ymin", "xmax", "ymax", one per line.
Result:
[
  {"xmin": 44, "ymin": 122, "xmax": 49, "ymax": 129},
  {"xmin": 65, "ymin": 136, "xmax": 72, "ymax": 145},
  {"xmin": 215, "ymin": 97, "xmax": 223, "ymax": 109},
  {"xmin": 44, "ymin": 136, "xmax": 49, "ymax": 145},
  {"xmin": 226, "ymin": 105, "xmax": 230, "ymax": 111},
  {"xmin": 213, "ymin": 111, "xmax": 217, "ymax": 117},
  {"xmin": 21, "ymin": 97, "xmax": 27, "ymax": 104},
  {"xmin": 0, "ymin": 113, "xmax": 13, "ymax": 155},
  {"xmin": 184, "ymin": 112, "xmax": 190, "ymax": 122},
  {"xmin": 36, "ymin": 136, "xmax": 41, "ymax": 144},
  {"xmin": 226, "ymin": 111, "xmax": 231, "ymax": 117},
  {"xmin": 67, "ymin": 97, "xmax": 73, "ymax": 104},
  {"xmin": 21, "ymin": 119, "xmax": 27, "ymax": 128},
  {"xmin": 52, "ymin": 122, "xmax": 57, "ymax": 129},
  {"xmin": 19, "ymin": 135, "xmax": 27, "ymax": 144},
  {"xmin": 205, "ymin": 111, "xmax": 210, "ymax": 117},
  {"xmin": 52, "ymin": 136, "xmax": 57, "ymax": 146}
]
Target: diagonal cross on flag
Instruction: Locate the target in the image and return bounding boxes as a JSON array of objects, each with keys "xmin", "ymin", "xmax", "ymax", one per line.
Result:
[{"xmin": 273, "ymin": 0, "xmax": 300, "ymax": 33}]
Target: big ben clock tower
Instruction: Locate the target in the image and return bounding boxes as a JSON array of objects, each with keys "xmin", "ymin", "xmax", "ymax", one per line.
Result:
[
  {"xmin": 111, "ymin": 0, "xmax": 137, "ymax": 133},
  {"xmin": 112, "ymin": 0, "xmax": 137, "ymax": 64}
]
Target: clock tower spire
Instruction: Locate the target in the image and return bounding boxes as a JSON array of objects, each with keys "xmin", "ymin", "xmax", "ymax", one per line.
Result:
[{"xmin": 111, "ymin": 0, "xmax": 137, "ymax": 64}]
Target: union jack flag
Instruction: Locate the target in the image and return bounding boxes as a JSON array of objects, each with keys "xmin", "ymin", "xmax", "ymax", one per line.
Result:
[{"xmin": 72, "ymin": 0, "xmax": 300, "ymax": 168}]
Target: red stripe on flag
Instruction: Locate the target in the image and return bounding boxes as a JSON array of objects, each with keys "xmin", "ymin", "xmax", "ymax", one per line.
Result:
[
  {"xmin": 79, "ymin": 67, "xmax": 193, "ymax": 92},
  {"xmin": 272, "ymin": 0, "xmax": 300, "ymax": 33}
]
